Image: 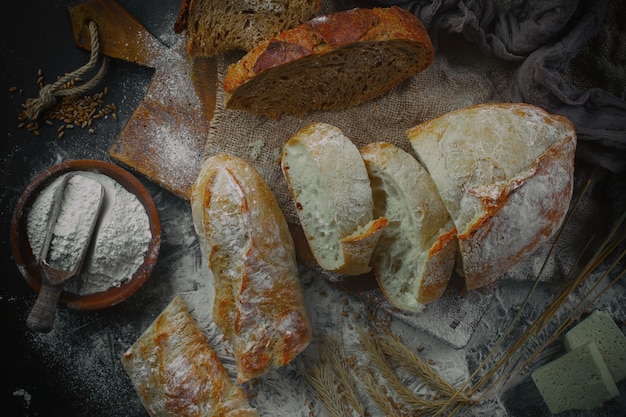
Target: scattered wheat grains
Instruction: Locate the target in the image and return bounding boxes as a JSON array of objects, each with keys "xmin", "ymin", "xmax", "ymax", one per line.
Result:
[{"xmin": 14, "ymin": 69, "xmax": 118, "ymax": 138}]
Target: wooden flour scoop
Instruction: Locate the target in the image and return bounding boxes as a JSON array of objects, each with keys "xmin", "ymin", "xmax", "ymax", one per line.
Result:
[{"xmin": 68, "ymin": 0, "xmax": 217, "ymax": 199}]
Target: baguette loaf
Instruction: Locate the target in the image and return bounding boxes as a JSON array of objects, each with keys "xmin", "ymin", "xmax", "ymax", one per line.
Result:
[
  {"xmin": 407, "ymin": 103, "xmax": 577, "ymax": 290},
  {"xmin": 281, "ymin": 123, "xmax": 388, "ymax": 275},
  {"xmin": 190, "ymin": 154, "xmax": 312, "ymax": 383},
  {"xmin": 121, "ymin": 295, "xmax": 259, "ymax": 417},
  {"xmin": 223, "ymin": 6, "xmax": 434, "ymax": 119},
  {"xmin": 360, "ymin": 142, "xmax": 457, "ymax": 312},
  {"xmin": 174, "ymin": 0, "xmax": 322, "ymax": 57}
]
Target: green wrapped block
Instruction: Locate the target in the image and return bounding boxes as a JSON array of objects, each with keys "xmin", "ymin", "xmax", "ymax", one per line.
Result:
[
  {"xmin": 531, "ymin": 341, "xmax": 619, "ymax": 414},
  {"xmin": 564, "ymin": 310, "xmax": 626, "ymax": 382}
]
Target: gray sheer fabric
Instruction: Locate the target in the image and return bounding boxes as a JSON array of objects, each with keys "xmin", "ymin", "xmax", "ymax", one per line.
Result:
[{"xmin": 338, "ymin": 0, "xmax": 626, "ymax": 174}]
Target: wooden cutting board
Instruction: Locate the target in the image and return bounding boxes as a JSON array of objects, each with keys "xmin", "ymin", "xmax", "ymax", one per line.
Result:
[{"xmin": 68, "ymin": 0, "xmax": 216, "ymax": 200}]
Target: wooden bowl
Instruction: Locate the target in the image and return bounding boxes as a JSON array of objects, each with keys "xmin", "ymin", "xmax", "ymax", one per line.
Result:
[{"xmin": 11, "ymin": 160, "xmax": 161, "ymax": 310}]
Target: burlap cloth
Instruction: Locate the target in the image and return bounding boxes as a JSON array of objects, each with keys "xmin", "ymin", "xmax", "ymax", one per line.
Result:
[
  {"xmin": 207, "ymin": 1, "xmax": 516, "ymax": 225},
  {"xmin": 205, "ymin": 0, "xmax": 625, "ymax": 281}
]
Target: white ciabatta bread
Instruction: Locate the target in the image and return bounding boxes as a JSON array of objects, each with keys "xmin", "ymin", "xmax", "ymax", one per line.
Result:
[
  {"xmin": 223, "ymin": 6, "xmax": 434, "ymax": 119},
  {"xmin": 190, "ymin": 154, "xmax": 312, "ymax": 383},
  {"xmin": 121, "ymin": 295, "xmax": 259, "ymax": 417},
  {"xmin": 360, "ymin": 142, "xmax": 457, "ymax": 313},
  {"xmin": 281, "ymin": 123, "xmax": 388, "ymax": 275},
  {"xmin": 174, "ymin": 0, "xmax": 322, "ymax": 57},
  {"xmin": 407, "ymin": 103, "xmax": 577, "ymax": 290}
]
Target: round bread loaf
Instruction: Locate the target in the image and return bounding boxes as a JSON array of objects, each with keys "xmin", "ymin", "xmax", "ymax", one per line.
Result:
[
  {"xmin": 407, "ymin": 103, "xmax": 577, "ymax": 290},
  {"xmin": 223, "ymin": 6, "xmax": 434, "ymax": 119}
]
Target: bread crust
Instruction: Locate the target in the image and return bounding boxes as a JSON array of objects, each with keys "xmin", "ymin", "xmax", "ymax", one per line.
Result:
[
  {"xmin": 190, "ymin": 154, "xmax": 312, "ymax": 383},
  {"xmin": 459, "ymin": 134, "xmax": 576, "ymax": 289},
  {"xmin": 121, "ymin": 295, "xmax": 259, "ymax": 417},
  {"xmin": 173, "ymin": 0, "xmax": 191, "ymax": 34},
  {"xmin": 224, "ymin": 6, "xmax": 434, "ymax": 118},
  {"xmin": 281, "ymin": 123, "xmax": 387, "ymax": 275},
  {"xmin": 361, "ymin": 142, "xmax": 457, "ymax": 312},
  {"xmin": 407, "ymin": 103, "xmax": 577, "ymax": 290}
]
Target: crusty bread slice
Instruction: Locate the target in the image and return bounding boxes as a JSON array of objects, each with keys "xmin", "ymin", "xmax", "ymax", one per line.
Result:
[
  {"xmin": 360, "ymin": 142, "xmax": 457, "ymax": 313},
  {"xmin": 223, "ymin": 6, "xmax": 434, "ymax": 119},
  {"xmin": 121, "ymin": 295, "xmax": 260, "ymax": 417},
  {"xmin": 281, "ymin": 123, "xmax": 387, "ymax": 275},
  {"xmin": 190, "ymin": 154, "xmax": 312, "ymax": 383},
  {"xmin": 174, "ymin": 0, "xmax": 322, "ymax": 57},
  {"xmin": 407, "ymin": 103, "xmax": 577, "ymax": 290}
]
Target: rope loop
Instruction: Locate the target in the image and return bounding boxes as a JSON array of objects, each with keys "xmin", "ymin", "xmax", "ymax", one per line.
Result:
[{"xmin": 24, "ymin": 20, "xmax": 109, "ymax": 120}]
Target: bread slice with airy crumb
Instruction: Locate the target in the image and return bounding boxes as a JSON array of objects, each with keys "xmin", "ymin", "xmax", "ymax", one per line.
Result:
[
  {"xmin": 174, "ymin": 0, "xmax": 322, "ymax": 57},
  {"xmin": 223, "ymin": 6, "xmax": 434, "ymax": 119},
  {"xmin": 360, "ymin": 142, "xmax": 457, "ymax": 313},
  {"xmin": 281, "ymin": 123, "xmax": 387, "ymax": 275}
]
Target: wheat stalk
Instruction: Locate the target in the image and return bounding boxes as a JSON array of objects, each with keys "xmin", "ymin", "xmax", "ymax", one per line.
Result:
[
  {"xmin": 378, "ymin": 331, "xmax": 471, "ymax": 403},
  {"xmin": 306, "ymin": 179, "xmax": 624, "ymax": 417},
  {"xmin": 489, "ymin": 221, "xmax": 626, "ymax": 399},
  {"xmin": 433, "ymin": 182, "xmax": 625, "ymax": 416},
  {"xmin": 356, "ymin": 366, "xmax": 403, "ymax": 417},
  {"xmin": 302, "ymin": 358, "xmax": 349, "ymax": 417},
  {"xmin": 475, "ymin": 212, "xmax": 625, "ymax": 401},
  {"xmin": 356, "ymin": 324, "xmax": 451, "ymax": 413},
  {"xmin": 320, "ymin": 333, "xmax": 366, "ymax": 416}
]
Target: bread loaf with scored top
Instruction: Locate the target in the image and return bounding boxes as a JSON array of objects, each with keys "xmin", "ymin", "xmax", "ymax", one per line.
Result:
[
  {"xmin": 407, "ymin": 103, "xmax": 577, "ymax": 290},
  {"xmin": 190, "ymin": 154, "xmax": 312, "ymax": 383},
  {"xmin": 121, "ymin": 295, "xmax": 260, "ymax": 417},
  {"xmin": 223, "ymin": 6, "xmax": 434, "ymax": 119}
]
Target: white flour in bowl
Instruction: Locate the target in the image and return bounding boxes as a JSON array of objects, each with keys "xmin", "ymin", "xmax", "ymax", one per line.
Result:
[
  {"xmin": 39, "ymin": 174, "xmax": 103, "ymax": 273},
  {"xmin": 26, "ymin": 171, "xmax": 152, "ymax": 295}
]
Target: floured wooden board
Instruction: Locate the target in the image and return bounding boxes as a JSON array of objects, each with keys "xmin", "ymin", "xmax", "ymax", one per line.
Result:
[
  {"xmin": 68, "ymin": 0, "xmax": 216, "ymax": 199},
  {"xmin": 68, "ymin": 0, "xmax": 494, "ymax": 348}
]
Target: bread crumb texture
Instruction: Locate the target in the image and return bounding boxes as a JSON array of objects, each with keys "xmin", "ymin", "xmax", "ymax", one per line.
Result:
[
  {"xmin": 281, "ymin": 123, "xmax": 385, "ymax": 275},
  {"xmin": 361, "ymin": 142, "xmax": 457, "ymax": 312},
  {"xmin": 224, "ymin": 6, "xmax": 434, "ymax": 119},
  {"xmin": 176, "ymin": 0, "xmax": 322, "ymax": 57}
]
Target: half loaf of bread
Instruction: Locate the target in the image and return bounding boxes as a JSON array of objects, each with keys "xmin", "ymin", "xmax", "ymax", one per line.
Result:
[
  {"xmin": 360, "ymin": 142, "xmax": 457, "ymax": 313},
  {"xmin": 281, "ymin": 123, "xmax": 388, "ymax": 275},
  {"xmin": 190, "ymin": 154, "xmax": 312, "ymax": 383},
  {"xmin": 121, "ymin": 295, "xmax": 259, "ymax": 417},
  {"xmin": 174, "ymin": 0, "xmax": 322, "ymax": 57},
  {"xmin": 223, "ymin": 6, "xmax": 434, "ymax": 119},
  {"xmin": 407, "ymin": 103, "xmax": 577, "ymax": 290}
]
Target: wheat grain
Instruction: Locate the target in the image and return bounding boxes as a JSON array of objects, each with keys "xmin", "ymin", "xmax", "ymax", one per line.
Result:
[
  {"xmin": 321, "ymin": 334, "xmax": 366, "ymax": 416},
  {"xmin": 16, "ymin": 68, "xmax": 117, "ymax": 137}
]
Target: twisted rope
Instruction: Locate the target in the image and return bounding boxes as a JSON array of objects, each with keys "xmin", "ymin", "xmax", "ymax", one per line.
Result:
[{"xmin": 24, "ymin": 20, "xmax": 109, "ymax": 120}]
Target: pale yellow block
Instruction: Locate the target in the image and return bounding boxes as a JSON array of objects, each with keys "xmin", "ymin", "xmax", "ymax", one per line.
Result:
[
  {"xmin": 564, "ymin": 310, "xmax": 626, "ymax": 382},
  {"xmin": 531, "ymin": 341, "xmax": 619, "ymax": 414}
]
